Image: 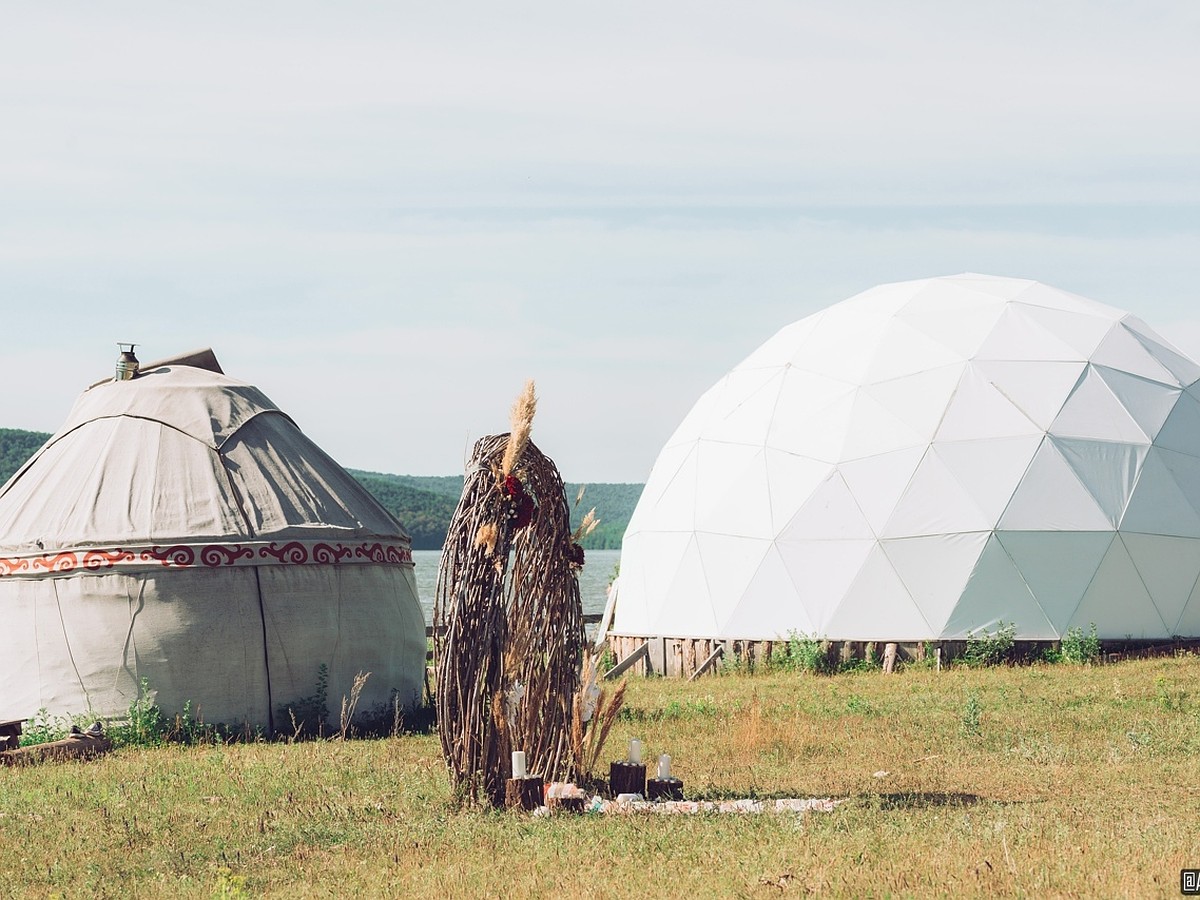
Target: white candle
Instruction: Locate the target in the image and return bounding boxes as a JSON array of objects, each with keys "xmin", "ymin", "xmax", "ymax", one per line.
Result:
[
  {"xmin": 657, "ymin": 753, "xmax": 671, "ymax": 779},
  {"xmin": 512, "ymin": 750, "xmax": 526, "ymax": 779},
  {"xmin": 629, "ymin": 739, "xmax": 642, "ymax": 766}
]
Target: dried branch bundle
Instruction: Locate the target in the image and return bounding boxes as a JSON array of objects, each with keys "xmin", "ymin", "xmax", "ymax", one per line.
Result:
[{"xmin": 434, "ymin": 389, "xmax": 586, "ymax": 807}]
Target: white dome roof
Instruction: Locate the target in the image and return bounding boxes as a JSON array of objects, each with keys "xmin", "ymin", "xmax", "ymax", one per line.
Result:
[{"xmin": 615, "ymin": 274, "xmax": 1200, "ymax": 641}]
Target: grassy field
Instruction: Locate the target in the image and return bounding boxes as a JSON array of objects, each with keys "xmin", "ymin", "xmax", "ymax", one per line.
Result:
[{"xmin": 3, "ymin": 655, "xmax": 1199, "ymax": 898}]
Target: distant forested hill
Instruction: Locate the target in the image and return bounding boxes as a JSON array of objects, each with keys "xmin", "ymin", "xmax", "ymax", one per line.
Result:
[
  {"xmin": 0, "ymin": 428, "xmax": 642, "ymax": 550},
  {"xmin": 348, "ymin": 471, "xmax": 642, "ymax": 550},
  {"xmin": 0, "ymin": 428, "xmax": 51, "ymax": 484}
]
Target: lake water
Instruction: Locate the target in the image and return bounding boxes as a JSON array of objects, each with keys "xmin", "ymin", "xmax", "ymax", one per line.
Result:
[{"xmin": 411, "ymin": 548, "xmax": 621, "ymax": 624}]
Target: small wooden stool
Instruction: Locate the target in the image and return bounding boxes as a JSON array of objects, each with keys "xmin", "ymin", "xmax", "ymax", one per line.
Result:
[
  {"xmin": 646, "ymin": 777, "xmax": 684, "ymax": 801},
  {"xmin": 609, "ymin": 761, "xmax": 646, "ymax": 797},
  {"xmin": 505, "ymin": 776, "xmax": 544, "ymax": 811},
  {"xmin": 0, "ymin": 719, "xmax": 23, "ymax": 753}
]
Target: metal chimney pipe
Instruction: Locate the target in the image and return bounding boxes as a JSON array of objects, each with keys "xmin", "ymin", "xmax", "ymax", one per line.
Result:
[{"xmin": 115, "ymin": 343, "xmax": 139, "ymax": 381}]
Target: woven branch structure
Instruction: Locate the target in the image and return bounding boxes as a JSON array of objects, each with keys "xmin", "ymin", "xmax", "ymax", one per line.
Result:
[{"xmin": 434, "ymin": 432, "xmax": 586, "ymax": 807}]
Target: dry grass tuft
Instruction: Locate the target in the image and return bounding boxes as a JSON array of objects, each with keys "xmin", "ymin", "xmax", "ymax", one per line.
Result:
[
  {"xmin": 571, "ymin": 507, "xmax": 599, "ymax": 543},
  {"xmin": 338, "ymin": 671, "xmax": 371, "ymax": 740},
  {"xmin": 569, "ymin": 653, "xmax": 626, "ymax": 782},
  {"xmin": 473, "ymin": 522, "xmax": 499, "ymax": 557}
]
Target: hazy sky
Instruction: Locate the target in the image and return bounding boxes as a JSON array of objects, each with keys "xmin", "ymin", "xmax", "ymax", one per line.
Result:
[{"xmin": 2, "ymin": 2, "xmax": 1197, "ymax": 482}]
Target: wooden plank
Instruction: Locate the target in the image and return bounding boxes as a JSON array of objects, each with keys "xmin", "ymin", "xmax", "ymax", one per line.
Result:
[
  {"xmin": 604, "ymin": 641, "xmax": 649, "ymax": 680},
  {"xmin": 1, "ymin": 732, "xmax": 112, "ymax": 767},
  {"xmin": 688, "ymin": 644, "xmax": 725, "ymax": 681}
]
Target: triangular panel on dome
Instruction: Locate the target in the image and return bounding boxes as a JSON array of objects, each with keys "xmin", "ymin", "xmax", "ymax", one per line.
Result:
[
  {"xmin": 778, "ymin": 470, "xmax": 874, "ymax": 540},
  {"xmin": 737, "ymin": 312, "xmax": 826, "ymax": 370},
  {"xmin": 1049, "ymin": 366, "xmax": 1152, "ymax": 445},
  {"xmin": 998, "ymin": 439, "xmax": 1112, "ymax": 531},
  {"xmin": 788, "ymin": 309, "xmax": 893, "ymax": 384},
  {"xmin": 995, "ymin": 531, "xmax": 1114, "ymax": 633},
  {"xmin": 625, "ymin": 530, "xmax": 697, "ymax": 631},
  {"xmin": 1091, "ymin": 322, "xmax": 1180, "ymax": 387},
  {"xmin": 862, "ymin": 364, "xmax": 964, "ymax": 443},
  {"xmin": 839, "ymin": 389, "xmax": 926, "ymax": 461},
  {"xmin": 1156, "ymin": 448, "xmax": 1200, "ymax": 522},
  {"xmin": 881, "ymin": 448, "xmax": 991, "ymax": 538},
  {"xmin": 1155, "ymin": 392, "xmax": 1200, "ymax": 456},
  {"xmin": 894, "ymin": 280, "xmax": 1008, "ymax": 358},
  {"xmin": 701, "ymin": 368, "xmax": 787, "ymax": 446},
  {"xmin": 766, "ymin": 375, "xmax": 857, "ymax": 462},
  {"xmin": 881, "ymin": 531, "xmax": 989, "ymax": 635},
  {"xmin": 941, "ymin": 534, "xmax": 1055, "ymax": 639},
  {"xmin": 1172, "ymin": 577, "xmax": 1200, "ymax": 637},
  {"xmin": 862, "ymin": 317, "xmax": 965, "ymax": 383},
  {"xmin": 775, "ymin": 538, "xmax": 875, "ymax": 635},
  {"xmin": 694, "ymin": 447, "xmax": 775, "ymax": 539},
  {"xmin": 1066, "ymin": 538, "xmax": 1168, "ymax": 638},
  {"xmin": 836, "ymin": 278, "xmax": 930, "ymax": 318},
  {"xmin": 1094, "ymin": 366, "xmax": 1182, "ymax": 440},
  {"xmin": 1012, "ymin": 301, "xmax": 1116, "ymax": 359},
  {"xmin": 974, "ymin": 304, "xmax": 1089, "ymax": 363},
  {"xmin": 971, "ymin": 360, "xmax": 1087, "ymax": 431},
  {"xmin": 1121, "ymin": 533, "xmax": 1200, "ymax": 635},
  {"xmin": 646, "ymin": 534, "xmax": 718, "ymax": 637},
  {"xmin": 950, "ymin": 274, "xmax": 1037, "ymax": 301},
  {"xmin": 693, "ymin": 535, "xmax": 782, "ymax": 635},
  {"xmin": 695, "ymin": 440, "xmax": 767, "ymax": 489},
  {"xmin": 1011, "ymin": 280, "xmax": 1124, "ymax": 319},
  {"xmin": 932, "ymin": 435, "xmax": 1042, "ymax": 525},
  {"xmin": 837, "ymin": 445, "xmax": 927, "ymax": 535},
  {"xmin": 1052, "ymin": 437, "xmax": 1146, "ymax": 527},
  {"xmin": 1120, "ymin": 449, "xmax": 1200, "ymax": 538},
  {"xmin": 824, "ymin": 544, "xmax": 931, "ymax": 639},
  {"xmin": 631, "ymin": 442, "xmax": 700, "ymax": 533},
  {"xmin": 1123, "ymin": 318, "xmax": 1200, "ymax": 387},
  {"xmin": 763, "ymin": 449, "xmax": 833, "ymax": 534},
  {"xmin": 935, "ymin": 364, "xmax": 1043, "ymax": 442},
  {"xmin": 718, "ymin": 544, "xmax": 817, "ymax": 638}
]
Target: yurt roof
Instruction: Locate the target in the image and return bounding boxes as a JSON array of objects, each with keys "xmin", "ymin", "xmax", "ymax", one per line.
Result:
[{"xmin": 0, "ymin": 358, "xmax": 406, "ymax": 557}]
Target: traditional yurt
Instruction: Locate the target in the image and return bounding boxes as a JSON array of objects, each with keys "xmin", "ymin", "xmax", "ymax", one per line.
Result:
[
  {"xmin": 612, "ymin": 274, "xmax": 1200, "ymax": 659},
  {"xmin": 0, "ymin": 349, "xmax": 425, "ymax": 729}
]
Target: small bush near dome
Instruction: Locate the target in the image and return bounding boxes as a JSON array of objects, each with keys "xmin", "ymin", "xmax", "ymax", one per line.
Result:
[
  {"xmin": 1061, "ymin": 623, "xmax": 1102, "ymax": 665},
  {"xmin": 766, "ymin": 631, "xmax": 831, "ymax": 674},
  {"xmin": 961, "ymin": 621, "xmax": 1016, "ymax": 667}
]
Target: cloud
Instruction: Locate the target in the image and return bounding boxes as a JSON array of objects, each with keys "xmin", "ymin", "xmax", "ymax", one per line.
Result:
[{"xmin": 1, "ymin": 2, "xmax": 1198, "ymax": 480}]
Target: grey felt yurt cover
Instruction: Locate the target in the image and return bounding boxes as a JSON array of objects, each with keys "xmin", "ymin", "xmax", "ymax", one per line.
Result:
[{"xmin": 0, "ymin": 357, "xmax": 425, "ymax": 728}]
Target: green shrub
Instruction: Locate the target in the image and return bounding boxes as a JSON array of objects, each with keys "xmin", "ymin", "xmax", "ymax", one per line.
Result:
[
  {"xmin": 1061, "ymin": 623, "xmax": 1101, "ymax": 665},
  {"xmin": 962, "ymin": 621, "xmax": 1016, "ymax": 667},
  {"xmin": 769, "ymin": 631, "xmax": 830, "ymax": 674}
]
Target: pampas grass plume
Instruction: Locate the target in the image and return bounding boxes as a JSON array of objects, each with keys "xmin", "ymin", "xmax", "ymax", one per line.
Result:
[{"xmin": 501, "ymin": 380, "xmax": 537, "ymax": 478}]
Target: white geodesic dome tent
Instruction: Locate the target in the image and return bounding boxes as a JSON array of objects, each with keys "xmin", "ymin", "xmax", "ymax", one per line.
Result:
[
  {"xmin": 0, "ymin": 354, "xmax": 426, "ymax": 728},
  {"xmin": 613, "ymin": 274, "xmax": 1200, "ymax": 643}
]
